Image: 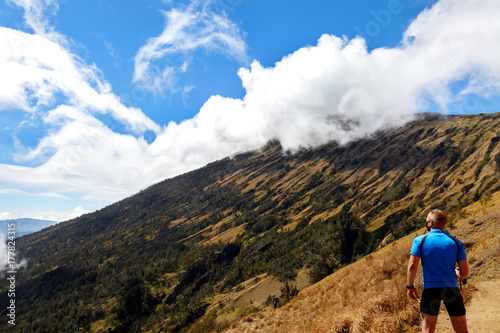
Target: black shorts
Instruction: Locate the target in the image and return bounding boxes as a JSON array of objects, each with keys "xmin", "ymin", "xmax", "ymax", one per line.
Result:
[{"xmin": 420, "ymin": 287, "xmax": 466, "ymax": 316}]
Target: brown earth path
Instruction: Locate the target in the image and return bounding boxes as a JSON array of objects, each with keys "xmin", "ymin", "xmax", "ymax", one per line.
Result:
[{"xmin": 436, "ymin": 280, "xmax": 500, "ymax": 333}]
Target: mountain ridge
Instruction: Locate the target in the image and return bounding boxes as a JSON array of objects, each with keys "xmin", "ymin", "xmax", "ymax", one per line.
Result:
[
  {"xmin": 1, "ymin": 112, "xmax": 499, "ymax": 332},
  {"xmin": 0, "ymin": 218, "xmax": 57, "ymax": 239}
]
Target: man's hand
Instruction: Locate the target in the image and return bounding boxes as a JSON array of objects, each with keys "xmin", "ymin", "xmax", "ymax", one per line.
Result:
[
  {"xmin": 407, "ymin": 255, "xmax": 420, "ymax": 300},
  {"xmin": 408, "ymin": 287, "xmax": 418, "ymax": 300}
]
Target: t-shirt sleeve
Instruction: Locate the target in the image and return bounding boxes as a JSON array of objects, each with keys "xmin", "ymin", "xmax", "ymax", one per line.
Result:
[
  {"xmin": 457, "ymin": 240, "xmax": 467, "ymax": 261},
  {"xmin": 410, "ymin": 237, "xmax": 422, "ymax": 257}
]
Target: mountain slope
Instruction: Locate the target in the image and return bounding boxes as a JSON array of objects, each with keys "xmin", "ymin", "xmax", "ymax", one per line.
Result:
[
  {"xmin": 224, "ymin": 191, "xmax": 500, "ymax": 333},
  {"xmin": 1, "ymin": 113, "xmax": 499, "ymax": 332}
]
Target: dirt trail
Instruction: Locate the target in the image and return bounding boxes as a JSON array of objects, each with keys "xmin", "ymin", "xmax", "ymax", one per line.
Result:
[{"xmin": 436, "ymin": 280, "xmax": 500, "ymax": 333}]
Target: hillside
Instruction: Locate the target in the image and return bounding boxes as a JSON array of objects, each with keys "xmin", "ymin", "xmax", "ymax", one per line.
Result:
[
  {"xmin": 1, "ymin": 113, "xmax": 500, "ymax": 332},
  {"xmin": 224, "ymin": 191, "xmax": 500, "ymax": 332}
]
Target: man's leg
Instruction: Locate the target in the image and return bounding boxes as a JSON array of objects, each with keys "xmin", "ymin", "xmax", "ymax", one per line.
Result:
[
  {"xmin": 421, "ymin": 312, "xmax": 438, "ymax": 333},
  {"xmin": 441, "ymin": 287, "xmax": 468, "ymax": 333},
  {"xmin": 449, "ymin": 315, "xmax": 468, "ymax": 333},
  {"xmin": 420, "ymin": 288, "xmax": 441, "ymax": 332}
]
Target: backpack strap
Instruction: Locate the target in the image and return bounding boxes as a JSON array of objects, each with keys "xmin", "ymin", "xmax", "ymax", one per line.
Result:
[
  {"xmin": 420, "ymin": 234, "xmax": 429, "ymax": 266},
  {"xmin": 420, "ymin": 233, "xmax": 460, "ymax": 267},
  {"xmin": 448, "ymin": 235, "xmax": 461, "ymax": 263}
]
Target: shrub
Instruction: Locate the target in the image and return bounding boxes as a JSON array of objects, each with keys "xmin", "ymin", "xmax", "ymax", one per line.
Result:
[
  {"xmin": 309, "ymin": 262, "xmax": 332, "ymax": 284},
  {"xmin": 279, "ymin": 282, "xmax": 299, "ymax": 306},
  {"xmin": 251, "ymin": 215, "xmax": 277, "ymax": 234}
]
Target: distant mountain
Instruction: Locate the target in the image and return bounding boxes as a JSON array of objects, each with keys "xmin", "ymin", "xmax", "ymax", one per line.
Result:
[
  {"xmin": 1, "ymin": 113, "xmax": 499, "ymax": 332},
  {"xmin": 0, "ymin": 218, "xmax": 57, "ymax": 240}
]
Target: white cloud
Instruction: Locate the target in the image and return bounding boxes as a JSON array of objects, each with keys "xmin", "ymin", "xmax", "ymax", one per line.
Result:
[
  {"xmin": 146, "ymin": 0, "xmax": 500, "ymax": 158},
  {"xmin": 6, "ymin": 0, "xmax": 58, "ymax": 36},
  {"xmin": 1, "ymin": 0, "xmax": 500, "ymax": 213},
  {"xmin": 0, "ymin": 237, "xmax": 28, "ymax": 273},
  {"xmin": 104, "ymin": 40, "xmax": 115, "ymax": 58},
  {"xmin": 103, "ymin": 39, "xmax": 122, "ymax": 69},
  {"xmin": 33, "ymin": 205, "xmax": 86, "ymax": 221},
  {"xmin": 0, "ymin": 212, "xmax": 12, "ymax": 220},
  {"xmin": 143, "ymin": 0, "xmax": 500, "ymax": 177},
  {"xmin": 0, "ymin": 27, "xmax": 161, "ymax": 135},
  {"xmin": 133, "ymin": 0, "xmax": 249, "ymax": 94},
  {"xmin": 0, "ymin": 235, "xmax": 28, "ymax": 274},
  {"xmin": 0, "ymin": 206, "xmax": 83, "ymax": 223},
  {"xmin": 0, "ymin": 106, "xmax": 157, "ymax": 201},
  {"xmin": 401, "ymin": 0, "xmax": 500, "ymax": 100},
  {"xmin": 1, "ymin": 0, "xmax": 160, "ymax": 135},
  {"xmin": 0, "ymin": 188, "xmax": 67, "ymax": 199},
  {"xmin": 0, "ymin": 0, "xmax": 160, "ymax": 204},
  {"xmin": 182, "ymin": 84, "xmax": 196, "ymax": 107}
]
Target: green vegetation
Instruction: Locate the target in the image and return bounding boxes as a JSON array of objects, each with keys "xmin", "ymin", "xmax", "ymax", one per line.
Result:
[
  {"xmin": 226, "ymin": 196, "xmax": 500, "ymax": 332},
  {"xmin": 1, "ymin": 113, "xmax": 500, "ymax": 332},
  {"xmin": 278, "ymin": 282, "xmax": 299, "ymax": 306}
]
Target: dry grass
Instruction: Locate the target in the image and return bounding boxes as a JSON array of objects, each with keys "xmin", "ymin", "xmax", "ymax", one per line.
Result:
[
  {"xmin": 223, "ymin": 191, "xmax": 500, "ymax": 333},
  {"xmin": 224, "ymin": 245, "xmax": 421, "ymax": 333},
  {"xmin": 204, "ymin": 224, "xmax": 247, "ymax": 245}
]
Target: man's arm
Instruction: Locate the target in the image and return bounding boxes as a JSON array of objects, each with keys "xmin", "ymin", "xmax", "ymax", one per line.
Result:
[
  {"xmin": 456, "ymin": 259, "xmax": 469, "ymax": 280},
  {"xmin": 407, "ymin": 254, "xmax": 420, "ymax": 300}
]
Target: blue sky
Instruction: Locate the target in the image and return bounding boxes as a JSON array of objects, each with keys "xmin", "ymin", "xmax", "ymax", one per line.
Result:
[{"xmin": 0, "ymin": 0, "xmax": 499, "ymax": 222}]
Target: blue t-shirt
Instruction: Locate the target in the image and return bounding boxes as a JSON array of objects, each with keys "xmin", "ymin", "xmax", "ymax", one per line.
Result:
[{"xmin": 410, "ymin": 229, "xmax": 467, "ymax": 289}]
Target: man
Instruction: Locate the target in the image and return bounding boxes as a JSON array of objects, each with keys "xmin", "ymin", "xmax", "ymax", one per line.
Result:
[
  {"xmin": 272, "ymin": 294, "xmax": 279, "ymax": 308},
  {"xmin": 407, "ymin": 209, "xmax": 470, "ymax": 333}
]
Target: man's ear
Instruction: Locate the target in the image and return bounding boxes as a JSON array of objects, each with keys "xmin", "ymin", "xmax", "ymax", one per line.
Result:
[{"xmin": 426, "ymin": 221, "xmax": 433, "ymax": 231}]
